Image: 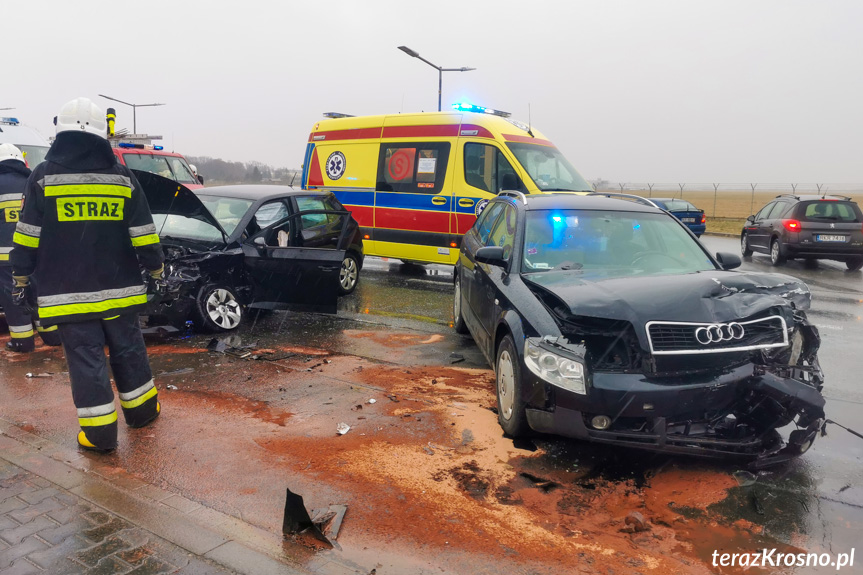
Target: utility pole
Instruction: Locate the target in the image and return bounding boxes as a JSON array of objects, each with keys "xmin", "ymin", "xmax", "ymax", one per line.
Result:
[{"xmin": 398, "ymin": 46, "xmax": 475, "ymax": 111}]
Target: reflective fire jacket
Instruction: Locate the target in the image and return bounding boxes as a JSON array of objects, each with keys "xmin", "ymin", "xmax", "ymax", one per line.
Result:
[
  {"xmin": 10, "ymin": 131, "xmax": 164, "ymax": 326},
  {"xmin": 0, "ymin": 159, "xmax": 30, "ymax": 265}
]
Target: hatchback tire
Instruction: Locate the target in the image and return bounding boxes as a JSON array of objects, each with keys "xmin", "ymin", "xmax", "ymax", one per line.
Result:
[
  {"xmin": 194, "ymin": 284, "xmax": 243, "ymax": 332},
  {"xmin": 847, "ymin": 257, "xmax": 863, "ymax": 272},
  {"xmin": 770, "ymin": 238, "xmax": 786, "ymax": 266},
  {"xmin": 741, "ymin": 233, "xmax": 753, "ymax": 257},
  {"xmin": 495, "ymin": 335, "xmax": 529, "ymax": 437},
  {"xmin": 338, "ymin": 253, "xmax": 360, "ymax": 296}
]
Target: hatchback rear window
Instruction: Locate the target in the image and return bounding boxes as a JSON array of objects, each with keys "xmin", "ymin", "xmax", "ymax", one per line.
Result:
[{"xmin": 798, "ymin": 201, "xmax": 862, "ymax": 223}]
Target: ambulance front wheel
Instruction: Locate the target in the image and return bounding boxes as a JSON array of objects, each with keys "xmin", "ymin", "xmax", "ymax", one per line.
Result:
[{"xmin": 338, "ymin": 253, "xmax": 360, "ymax": 296}]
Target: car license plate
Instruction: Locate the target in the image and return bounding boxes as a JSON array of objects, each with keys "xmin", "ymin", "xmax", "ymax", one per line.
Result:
[
  {"xmin": 682, "ymin": 217, "xmax": 696, "ymax": 223},
  {"xmin": 816, "ymin": 235, "xmax": 846, "ymax": 242}
]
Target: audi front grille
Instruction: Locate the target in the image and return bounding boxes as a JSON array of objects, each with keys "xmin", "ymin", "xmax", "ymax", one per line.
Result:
[{"xmin": 646, "ymin": 316, "xmax": 788, "ymax": 355}]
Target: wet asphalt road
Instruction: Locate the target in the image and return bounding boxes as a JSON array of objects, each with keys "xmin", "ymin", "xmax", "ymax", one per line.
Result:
[
  {"xmin": 333, "ymin": 236, "xmax": 863, "ymax": 565},
  {"xmin": 1, "ymin": 235, "xmax": 862, "ymax": 573}
]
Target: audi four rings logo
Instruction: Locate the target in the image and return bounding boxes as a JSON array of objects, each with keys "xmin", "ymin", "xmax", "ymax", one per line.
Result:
[{"xmin": 694, "ymin": 323, "xmax": 745, "ymax": 345}]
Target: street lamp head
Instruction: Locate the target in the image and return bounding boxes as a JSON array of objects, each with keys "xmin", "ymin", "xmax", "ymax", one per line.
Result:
[{"xmin": 397, "ymin": 45, "xmax": 420, "ymax": 58}]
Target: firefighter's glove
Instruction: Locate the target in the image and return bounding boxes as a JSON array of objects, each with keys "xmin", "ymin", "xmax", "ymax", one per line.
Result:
[
  {"xmin": 147, "ymin": 265, "xmax": 168, "ymax": 298},
  {"xmin": 11, "ymin": 275, "xmax": 36, "ymax": 314}
]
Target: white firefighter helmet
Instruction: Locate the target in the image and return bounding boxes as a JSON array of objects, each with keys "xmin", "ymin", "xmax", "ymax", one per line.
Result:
[
  {"xmin": 0, "ymin": 143, "xmax": 26, "ymax": 164},
  {"xmin": 55, "ymin": 97, "xmax": 107, "ymax": 138},
  {"xmin": 189, "ymin": 164, "xmax": 198, "ymax": 176}
]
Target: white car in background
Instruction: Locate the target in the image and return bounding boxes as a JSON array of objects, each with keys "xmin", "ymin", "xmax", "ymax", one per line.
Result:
[{"xmin": 0, "ymin": 117, "xmax": 50, "ymax": 168}]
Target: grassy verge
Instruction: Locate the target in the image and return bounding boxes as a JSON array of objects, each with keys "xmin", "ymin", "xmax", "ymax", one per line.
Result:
[{"xmin": 706, "ymin": 218, "xmax": 745, "ymax": 235}]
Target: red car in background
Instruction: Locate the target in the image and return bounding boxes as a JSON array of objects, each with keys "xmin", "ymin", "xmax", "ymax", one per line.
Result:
[{"xmin": 112, "ymin": 143, "xmax": 203, "ymax": 190}]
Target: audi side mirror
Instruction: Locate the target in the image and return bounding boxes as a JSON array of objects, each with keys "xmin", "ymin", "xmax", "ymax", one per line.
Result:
[
  {"xmin": 475, "ymin": 246, "xmax": 507, "ymax": 267},
  {"xmin": 746, "ymin": 215, "xmax": 755, "ymax": 223},
  {"xmin": 715, "ymin": 251, "xmax": 741, "ymax": 270},
  {"xmin": 254, "ymin": 237, "xmax": 266, "ymax": 246}
]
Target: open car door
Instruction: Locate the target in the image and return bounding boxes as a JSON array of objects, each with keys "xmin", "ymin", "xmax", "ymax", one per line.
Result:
[{"xmin": 242, "ymin": 209, "xmax": 352, "ymax": 314}]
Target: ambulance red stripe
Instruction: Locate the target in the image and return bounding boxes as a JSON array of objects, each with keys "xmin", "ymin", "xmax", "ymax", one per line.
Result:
[
  {"xmin": 375, "ymin": 208, "xmax": 450, "ymax": 234},
  {"xmin": 342, "ymin": 205, "xmax": 374, "ymax": 227},
  {"xmin": 308, "ymin": 127, "xmax": 382, "ymax": 142},
  {"xmin": 459, "ymin": 124, "xmax": 494, "ymax": 139},
  {"xmin": 382, "ymin": 125, "xmax": 460, "ymax": 139},
  {"xmin": 502, "ymin": 134, "xmax": 555, "ymax": 146}
]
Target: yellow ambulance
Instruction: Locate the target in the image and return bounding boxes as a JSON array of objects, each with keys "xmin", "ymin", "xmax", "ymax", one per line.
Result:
[{"xmin": 301, "ymin": 103, "xmax": 592, "ymax": 265}]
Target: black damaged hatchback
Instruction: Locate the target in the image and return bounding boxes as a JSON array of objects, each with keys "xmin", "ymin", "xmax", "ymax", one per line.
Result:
[
  {"xmin": 454, "ymin": 192, "xmax": 825, "ymax": 466},
  {"xmin": 134, "ymin": 171, "xmax": 364, "ymax": 332}
]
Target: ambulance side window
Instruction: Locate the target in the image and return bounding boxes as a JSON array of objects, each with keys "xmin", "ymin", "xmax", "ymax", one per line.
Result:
[
  {"xmin": 376, "ymin": 142, "xmax": 450, "ymax": 194},
  {"xmin": 464, "ymin": 144, "xmax": 522, "ymax": 194}
]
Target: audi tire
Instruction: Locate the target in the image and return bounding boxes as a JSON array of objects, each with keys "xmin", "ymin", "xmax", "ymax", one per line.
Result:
[
  {"xmin": 495, "ymin": 334, "xmax": 528, "ymax": 437},
  {"xmin": 453, "ymin": 273, "xmax": 469, "ymax": 334}
]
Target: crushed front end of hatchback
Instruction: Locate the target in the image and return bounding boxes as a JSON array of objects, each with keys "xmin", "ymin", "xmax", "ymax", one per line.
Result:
[{"xmin": 521, "ymin": 270, "xmax": 825, "ymax": 467}]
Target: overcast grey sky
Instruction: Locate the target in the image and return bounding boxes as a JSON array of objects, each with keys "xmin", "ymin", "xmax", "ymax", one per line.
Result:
[{"xmin": 5, "ymin": 0, "xmax": 862, "ymax": 182}]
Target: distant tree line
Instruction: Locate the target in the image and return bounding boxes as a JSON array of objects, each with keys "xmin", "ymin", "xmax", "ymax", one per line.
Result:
[{"xmin": 186, "ymin": 156, "xmax": 302, "ymax": 186}]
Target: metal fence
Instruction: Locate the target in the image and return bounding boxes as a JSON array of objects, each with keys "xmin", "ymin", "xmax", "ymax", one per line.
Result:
[{"xmin": 592, "ymin": 183, "xmax": 863, "ymax": 218}]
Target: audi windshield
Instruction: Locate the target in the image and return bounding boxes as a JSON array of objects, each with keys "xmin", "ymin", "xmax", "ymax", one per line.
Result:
[
  {"xmin": 506, "ymin": 143, "xmax": 593, "ymax": 192},
  {"xmin": 522, "ymin": 209, "xmax": 715, "ymax": 277}
]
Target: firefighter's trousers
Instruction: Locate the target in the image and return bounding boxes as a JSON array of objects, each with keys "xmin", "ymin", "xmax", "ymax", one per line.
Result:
[
  {"xmin": 0, "ymin": 267, "xmax": 62, "ymax": 349},
  {"xmin": 57, "ymin": 313, "xmax": 160, "ymax": 451}
]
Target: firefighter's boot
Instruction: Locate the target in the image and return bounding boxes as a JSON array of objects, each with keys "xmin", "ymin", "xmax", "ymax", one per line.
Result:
[
  {"xmin": 6, "ymin": 337, "xmax": 35, "ymax": 353},
  {"xmin": 76, "ymin": 402, "xmax": 118, "ymax": 452}
]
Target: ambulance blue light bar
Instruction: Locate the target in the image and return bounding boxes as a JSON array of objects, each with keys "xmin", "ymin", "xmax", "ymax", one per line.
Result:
[
  {"xmin": 1, "ymin": 117, "xmax": 20, "ymax": 125},
  {"xmin": 451, "ymin": 103, "xmax": 511, "ymax": 118}
]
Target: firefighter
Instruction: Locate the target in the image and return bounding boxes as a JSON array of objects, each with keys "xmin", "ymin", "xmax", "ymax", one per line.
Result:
[
  {"xmin": 189, "ymin": 164, "xmax": 204, "ymax": 185},
  {"xmin": 0, "ymin": 143, "xmax": 62, "ymax": 351},
  {"xmin": 10, "ymin": 97, "xmax": 166, "ymax": 452}
]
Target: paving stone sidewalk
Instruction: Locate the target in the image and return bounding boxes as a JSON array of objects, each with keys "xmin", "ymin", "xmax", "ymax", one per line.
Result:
[{"xmin": 0, "ymin": 459, "xmax": 236, "ymax": 575}]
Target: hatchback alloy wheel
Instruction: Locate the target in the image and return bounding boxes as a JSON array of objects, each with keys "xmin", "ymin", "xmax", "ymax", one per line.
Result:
[
  {"xmin": 339, "ymin": 254, "xmax": 359, "ymax": 295},
  {"xmin": 206, "ymin": 288, "xmax": 242, "ymax": 330}
]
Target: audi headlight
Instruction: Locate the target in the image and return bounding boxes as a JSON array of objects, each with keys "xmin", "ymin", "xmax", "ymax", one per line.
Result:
[{"xmin": 524, "ymin": 338, "xmax": 587, "ymax": 395}]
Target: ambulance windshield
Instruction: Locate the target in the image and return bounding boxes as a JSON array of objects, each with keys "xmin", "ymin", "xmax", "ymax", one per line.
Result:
[{"xmin": 506, "ymin": 143, "xmax": 592, "ymax": 192}]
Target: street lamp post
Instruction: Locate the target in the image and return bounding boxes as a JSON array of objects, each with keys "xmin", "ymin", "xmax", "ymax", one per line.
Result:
[
  {"xmin": 97, "ymin": 94, "xmax": 165, "ymax": 134},
  {"xmin": 397, "ymin": 46, "xmax": 475, "ymax": 112}
]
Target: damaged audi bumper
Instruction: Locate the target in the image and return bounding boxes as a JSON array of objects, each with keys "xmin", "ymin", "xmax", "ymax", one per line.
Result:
[{"xmin": 521, "ymin": 317, "xmax": 826, "ymax": 466}]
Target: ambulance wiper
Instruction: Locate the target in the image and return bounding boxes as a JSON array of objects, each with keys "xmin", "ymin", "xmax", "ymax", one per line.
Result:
[{"xmin": 543, "ymin": 188, "xmax": 585, "ymax": 192}]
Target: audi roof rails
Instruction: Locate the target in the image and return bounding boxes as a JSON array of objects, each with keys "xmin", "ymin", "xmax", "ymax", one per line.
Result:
[
  {"xmin": 498, "ymin": 190, "xmax": 527, "ymax": 204},
  {"xmin": 586, "ymin": 192, "xmax": 658, "ymax": 208},
  {"xmin": 776, "ymin": 194, "xmax": 799, "ymax": 199}
]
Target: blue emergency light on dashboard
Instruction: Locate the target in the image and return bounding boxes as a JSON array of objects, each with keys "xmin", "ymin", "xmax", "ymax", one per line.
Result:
[{"xmin": 451, "ymin": 103, "xmax": 511, "ymax": 118}]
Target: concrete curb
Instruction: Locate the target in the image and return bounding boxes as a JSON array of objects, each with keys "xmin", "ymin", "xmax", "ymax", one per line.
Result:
[
  {"xmin": 0, "ymin": 417, "xmax": 328, "ymax": 575},
  {"xmin": 703, "ymin": 231, "xmax": 739, "ymax": 238}
]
